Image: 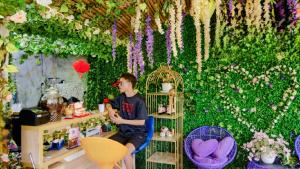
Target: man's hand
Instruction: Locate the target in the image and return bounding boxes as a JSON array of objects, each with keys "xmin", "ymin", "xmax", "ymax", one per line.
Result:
[
  {"xmin": 108, "ymin": 109, "xmax": 117, "ymax": 119},
  {"xmin": 111, "ymin": 114, "xmax": 124, "ymax": 125}
]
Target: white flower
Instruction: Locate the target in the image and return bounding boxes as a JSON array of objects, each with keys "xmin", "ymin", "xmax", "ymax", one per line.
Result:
[
  {"xmin": 66, "ymin": 15, "xmax": 74, "ymax": 23},
  {"xmin": 84, "ymin": 19, "xmax": 90, "ymax": 26},
  {"xmin": 93, "ymin": 28, "xmax": 100, "ymax": 35},
  {"xmin": 250, "ymin": 107, "xmax": 256, "ymax": 113},
  {"xmin": 264, "ymin": 77, "xmax": 269, "ymax": 82},
  {"xmin": 36, "ymin": 0, "xmax": 52, "ymax": 7},
  {"xmin": 169, "ymin": 5, "xmax": 177, "ymax": 57},
  {"xmin": 154, "ymin": 14, "xmax": 164, "ymax": 34},
  {"xmin": 104, "ymin": 30, "xmax": 110, "ymax": 35},
  {"xmin": 75, "ymin": 22, "xmax": 83, "ymax": 30},
  {"xmin": 9, "ymin": 10, "xmax": 27, "ymax": 23}
]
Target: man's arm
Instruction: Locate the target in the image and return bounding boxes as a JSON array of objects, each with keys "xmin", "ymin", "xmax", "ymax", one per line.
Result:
[{"xmin": 121, "ymin": 119, "xmax": 145, "ymax": 126}]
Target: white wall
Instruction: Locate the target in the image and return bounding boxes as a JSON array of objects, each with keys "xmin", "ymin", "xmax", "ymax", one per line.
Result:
[{"xmin": 12, "ymin": 52, "xmax": 85, "ymax": 108}]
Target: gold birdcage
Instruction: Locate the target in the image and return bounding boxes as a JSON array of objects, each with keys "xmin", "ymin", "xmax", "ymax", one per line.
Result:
[{"xmin": 145, "ymin": 66, "xmax": 184, "ymax": 169}]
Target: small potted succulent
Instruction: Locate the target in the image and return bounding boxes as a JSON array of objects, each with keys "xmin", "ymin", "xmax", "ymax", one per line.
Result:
[{"xmin": 243, "ymin": 131, "xmax": 291, "ymax": 165}]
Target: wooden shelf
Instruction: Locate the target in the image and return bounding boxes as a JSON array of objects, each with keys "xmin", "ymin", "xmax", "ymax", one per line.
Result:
[
  {"xmin": 150, "ymin": 112, "xmax": 183, "ymax": 119},
  {"xmin": 152, "ymin": 132, "xmax": 181, "ymax": 142},
  {"xmin": 22, "ymin": 112, "xmax": 106, "ymax": 131},
  {"xmin": 146, "ymin": 152, "xmax": 176, "ymax": 165}
]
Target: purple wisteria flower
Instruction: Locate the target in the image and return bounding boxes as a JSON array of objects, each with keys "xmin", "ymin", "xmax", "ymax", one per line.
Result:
[
  {"xmin": 275, "ymin": 0, "xmax": 286, "ymax": 30},
  {"xmin": 228, "ymin": 0, "xmax": 233, "ymax": 19},
  {"xmin": 112, "ymin": 20, "xmax": 117, "ymax": 60},
  {"xmin": 287, "ymin": 0, "xmax": 300, "ymax": 29},
  {"xmin": 134, "ymin": 31, "xmax": 144, "ymax": 77},
  {"xmin": 146, "ymin": 15, "xmax": 154, "ymax": 67},
  {"xmin": 166, "ymin": 26, "xmax": 172, "ymax": 65}
]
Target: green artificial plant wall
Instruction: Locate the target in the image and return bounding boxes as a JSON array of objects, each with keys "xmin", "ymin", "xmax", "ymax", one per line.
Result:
[{"xmin": 85, "ymin": 15, "xmax": 300, "ymax": 168}]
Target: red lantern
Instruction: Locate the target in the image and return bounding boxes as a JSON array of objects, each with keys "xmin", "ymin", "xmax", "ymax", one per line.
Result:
[{"xmin": 72, "ymin": 59, "xmax": 90, "ymax": 78}]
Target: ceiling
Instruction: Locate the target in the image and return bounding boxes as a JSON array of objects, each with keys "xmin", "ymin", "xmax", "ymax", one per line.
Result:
[{"xmin": 71, "ymin": 0, "xmax": 192, "ymax": 37}]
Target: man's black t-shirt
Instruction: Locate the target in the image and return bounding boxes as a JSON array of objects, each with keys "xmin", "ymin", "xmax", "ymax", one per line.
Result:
[{"xmin": 110, "ymin": 93, "xmax": 148, "ymax": 136}]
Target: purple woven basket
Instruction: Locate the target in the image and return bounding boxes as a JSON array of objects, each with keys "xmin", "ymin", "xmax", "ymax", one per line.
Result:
[
  {"xmin": 184, "ymin": 126, "xmax": 237, "ymax": 169},
  {"xmin": 295, "ymin": 135, "xmax": 300, "ymax": 161}
]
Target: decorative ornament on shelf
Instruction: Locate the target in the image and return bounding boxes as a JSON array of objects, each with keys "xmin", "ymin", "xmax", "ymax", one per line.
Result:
[
  {"xmin": 216, "ymin": 65, "xmax": 298, "ymax": 133},
  {"xmin": 160, "ymin": 126, "xmax": 174, "ymax": 137},
  {"xmin": 72, "ymin": 59, "xmax": 90, "ymax": 78},
  {"xmin": 243, "ymin": 131, "xmax": 291, "ymax": 165},
  {"xmin": 112, "ymin": 20, "xmax": 117, "ymax": 60},
  {"xmin": 146, "ymin": 15, "xmax": 154, "ymax": 67},
  {"xmin": 169, "ymin": 5, "xmax": 178, "ymax": 58}
]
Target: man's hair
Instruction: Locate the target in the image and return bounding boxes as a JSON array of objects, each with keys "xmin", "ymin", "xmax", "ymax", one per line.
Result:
[{"xmin": 120, "ymin": 73, "xmax": 137, "ymax": 88}]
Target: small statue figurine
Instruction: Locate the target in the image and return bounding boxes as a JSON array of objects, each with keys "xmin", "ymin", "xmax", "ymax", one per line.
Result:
[
  {"xmin": 160, "ymin": 126, "xmax": 174, "ymax": 137},
  {"xmin": 167, "ymin": 89, "xmax": 176, "ymax": 115}
]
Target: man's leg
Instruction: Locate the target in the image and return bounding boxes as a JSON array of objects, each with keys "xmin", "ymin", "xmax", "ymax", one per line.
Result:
[
  {"xmin": 109, "ymin": 133, "xmax": 128, "ymax": 169},
  {"xmin": 125, "ymin": 134, "xmax": 146, "ymax": 169},
  {"xmin": 124, "ymin": 143, "xmax": 135, "ymax": 169}
]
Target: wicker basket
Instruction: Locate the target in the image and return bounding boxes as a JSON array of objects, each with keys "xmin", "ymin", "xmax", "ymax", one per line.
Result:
[{"xmin": 184, "ymin": 126, "xmax": 237, "ymax": 169}]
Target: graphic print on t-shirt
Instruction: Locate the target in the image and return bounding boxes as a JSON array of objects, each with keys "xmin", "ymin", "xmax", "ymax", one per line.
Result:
[{"xmin": 122, "ymin": 101, "xmax": 134, "ymax": 114}]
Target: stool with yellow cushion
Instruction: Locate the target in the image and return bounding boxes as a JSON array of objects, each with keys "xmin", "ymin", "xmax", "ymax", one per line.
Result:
[{"xmin": 81, "ymin": 137, "xmax": 129, "ymax": 169}]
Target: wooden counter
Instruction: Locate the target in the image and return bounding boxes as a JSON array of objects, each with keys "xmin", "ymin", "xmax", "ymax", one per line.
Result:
[{"xmin": 21, "ymin": 113, "xmax": 116, "ymax": 169}]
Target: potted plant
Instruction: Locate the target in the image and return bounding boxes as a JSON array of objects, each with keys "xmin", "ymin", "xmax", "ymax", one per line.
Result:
[
  {"xmin": 243, "ymin": 131, "xmax": 291, "ymax": 165},
  {"xmin": 161, "ymin": 74, "xmax": 173, "ymax": 93}
]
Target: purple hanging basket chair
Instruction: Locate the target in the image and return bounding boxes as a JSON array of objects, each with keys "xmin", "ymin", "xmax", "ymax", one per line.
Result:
[
  {"xmin": 184, "ymin": 126, "xmax": 237, "ymax": 169},
  {"xmin": 295, "ymin": 135, "xmax": 300, "ymax": 161}
]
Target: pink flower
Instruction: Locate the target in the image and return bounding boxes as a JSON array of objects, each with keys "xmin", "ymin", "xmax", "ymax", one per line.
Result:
[
  {"xmin": 1, "ymin": 154, "xmax": 9, "ymax": 162},
  {"xmin": 252, "ymin": 77, "xmax": 258, "ymax": 84},
  {"xmin": 9, "ymin": 10, "xmax": 27, "ymax": 23},
  {"xmin": 5, "ymin": 93, "xmax": 12, "ymax": 102}
]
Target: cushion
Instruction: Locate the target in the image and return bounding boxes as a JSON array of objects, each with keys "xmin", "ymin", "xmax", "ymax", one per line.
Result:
[
  {"xmin": 213, "ymin": 137, "xmax": 235, "ymax": 158},
  {"xmin": 193, "ymin": 154, "xmax": 205, "ymax": 161},
  {"xmin": 194, "ymin": 156, "xmax": 228, "ymax": 167},
  {"xmin": 191, "ymin": 139, "xmax": 218, "ymax": 158}
]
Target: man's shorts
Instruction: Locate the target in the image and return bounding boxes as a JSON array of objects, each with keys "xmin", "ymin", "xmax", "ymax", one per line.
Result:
[{"xmin": 109, "ymin": 132, "xmax": 147, "ymax": 149}]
